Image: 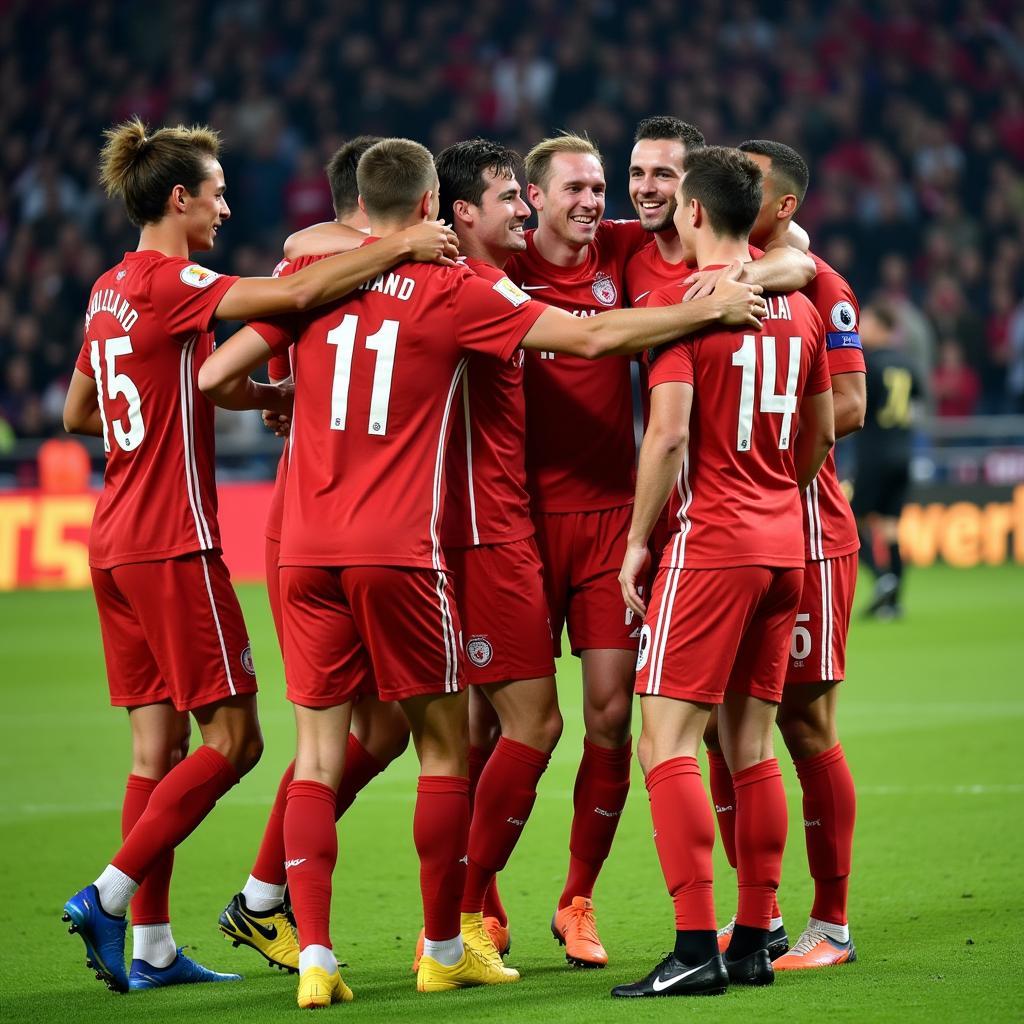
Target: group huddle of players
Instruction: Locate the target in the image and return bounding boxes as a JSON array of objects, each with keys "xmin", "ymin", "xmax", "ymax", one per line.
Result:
[{"xmin": 61, "ymin": 113, "xmax": 866, "ymax": 1008}]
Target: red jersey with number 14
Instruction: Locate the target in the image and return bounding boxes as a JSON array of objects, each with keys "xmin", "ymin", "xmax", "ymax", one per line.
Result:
[
  {"xmin": 75, "ymin": 251, "xmax": 238, "ymax": 569},
  {"xmin": 646, "ymin": 281, "xmax": 831, "ymax": 569},
  {"xmin": 506, "ymin": 220, "xmax": 647, "ymax": 513},
  {"xmin": 249, "ymin": 243, "xmax": 545, "ymax": 570}
]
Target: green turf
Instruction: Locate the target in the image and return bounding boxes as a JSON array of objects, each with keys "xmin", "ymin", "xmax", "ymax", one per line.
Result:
[{"xmin": 1, "ymin": 564, "xmax": 1022, "ymax": 1022}]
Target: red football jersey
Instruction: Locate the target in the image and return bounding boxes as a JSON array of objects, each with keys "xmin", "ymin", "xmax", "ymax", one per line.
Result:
[
  {"xmin": 505, "ymin": 220, "xmax": 647, "ymax": 513},
  {"xmin": 75, "ymin": 251, "xmax": 238, "ymax": 569},
  {"xmin": 249, "ymin": 242, "xmax": 545, "ymax": 570},
  {"xmin": 625, "ymin": 238, "xmax": 692, "ymax": 307},
  {"xmin": 800, "ymin": 251, "xmax": 865, "ymax": 561},
  {"xmin": 442, "ymin": 258, "xmax": 534, "ymax": 548},
  {"xmin": 646, "ymin": 279, "xmax": 832, "ymax": 569}
]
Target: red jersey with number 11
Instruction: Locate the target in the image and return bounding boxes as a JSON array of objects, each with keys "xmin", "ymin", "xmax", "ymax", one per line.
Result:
[
  {"xmin": 249, "ymin": 243, "xmax": 545, "ymax": 570},
  {"xmin": 75, "ymin": 251, "xmax": 238, "ymax": 569},
  {"xmin": 646, "ymin": 281, "xmax": 831, "ymax": 569}
]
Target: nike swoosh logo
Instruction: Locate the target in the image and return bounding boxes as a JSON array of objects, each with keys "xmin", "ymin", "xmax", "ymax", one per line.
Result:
[
  {"xmin": 520, "ymin": 284, "xmax": 550, "ymax": 290},
  {"xmin": 247, "ymin": 918, "xmax": 279, "ymax": 941},
  {"xmin": 634, "ymin": 290, "xmax": 651, "ymax": 302},
  {"xmin": 651, "ymin": 964, "xmax": 703, "ymax": 991}
]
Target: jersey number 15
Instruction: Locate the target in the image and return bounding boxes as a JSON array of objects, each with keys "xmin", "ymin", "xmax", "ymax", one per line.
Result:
[{"xmin": 731, "ymin": 334, "xmax": 802, "ymax": 452}]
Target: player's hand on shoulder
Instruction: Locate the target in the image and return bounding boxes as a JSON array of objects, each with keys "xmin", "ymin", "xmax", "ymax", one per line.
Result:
[
  {"xmin": 401, "ymin": 220, "xmax": 460, "ymax": 267},
  {"xmin": 619, "ymin": 542, "xmax": 651, "ymax": 619},
  {"xmin": 700, "ymin": 261, "xmax": 766, "ymax": 329}
]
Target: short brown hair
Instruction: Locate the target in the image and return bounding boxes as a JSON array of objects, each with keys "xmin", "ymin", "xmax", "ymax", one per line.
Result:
[
  {"xmin": 99, "ymin": 116, "xmax": 221, "ymax": 227},
  {"xmin": 326, "ymin": 135, "xmax": 382, "ymax": 217},
  {"xmin": 681, "ymin": 146, "xmax": 763, "ymax": 239},
  {"xmin": 524, "ymin": 132, "xmax": 602, "ymax": 190},
  {"xmin": 357, "ymin": 139, "xmax": 437, "ymax": 222}
]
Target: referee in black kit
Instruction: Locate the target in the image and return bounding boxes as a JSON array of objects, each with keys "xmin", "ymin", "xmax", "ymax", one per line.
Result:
[{"xmin": 853, "ymin": 300, "xmax": 923, "ymax": 619}]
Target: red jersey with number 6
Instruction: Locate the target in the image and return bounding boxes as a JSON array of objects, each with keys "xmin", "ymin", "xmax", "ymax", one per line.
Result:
[
  {"xmin": 249, "ymin": 242, "xmax": 545, "ymax": 570},
  {"xmin": 75, "ymin": 250, "xmax": 239, "ymax": 569},
  {"xmin": 506, "ymin": 220, "xmax": 647, "ymax": 513},
  {"xmin": 646, "ymin": 281, "xmax": 831, "ymax": 569},
  {"xmin": 800, "ymin": 251, "xmax": 864, "ymax": 561}
]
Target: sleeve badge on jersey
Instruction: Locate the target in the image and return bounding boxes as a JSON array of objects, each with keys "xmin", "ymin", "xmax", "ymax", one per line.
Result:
[
  {"xmin": 592, "ymin": 272, "xmax": 618, "ymax": 306},
  {"xmin": 492, "ymin": 277, "xmax": 531, "ymax": 307},
  {"xmin": 180, "ymin": 264, "xmax": 221, "ymax": 289},
  {"xmin": 830, "ymin": 300, "xmax": 857, "ymax": 331}
]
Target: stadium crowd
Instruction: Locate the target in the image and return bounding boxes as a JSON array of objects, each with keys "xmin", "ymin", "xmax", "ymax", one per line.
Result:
[{"xmin": 2, "ymin": 0, "xmax": 1024, "ymax": 443}]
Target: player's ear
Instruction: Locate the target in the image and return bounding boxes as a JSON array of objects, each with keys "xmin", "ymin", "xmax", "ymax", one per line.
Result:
[
  {"xmin": 170, "ymin": 184, "xmax": 188, "ymax": 213},
  {"xmin": 452, "ymin": 198, "xmax": 472, "ymax": 228},
  {"xmin": 779, "ymin": 194, "xmax": 799, "ymax": 219},
  {"xmin": 689, "ymin": 197, "xmax": 701, "ymax": 229},
  {"xmin": 526, "ymin": 182, "xmax": 543, "ymax": 210},
  {"xmin": 357, "ymin": 195, "xmax": 367, "ymax": 216},
  {"xmin": 420, "ymin": 189, "xmax": 435, "ymax": 220}
]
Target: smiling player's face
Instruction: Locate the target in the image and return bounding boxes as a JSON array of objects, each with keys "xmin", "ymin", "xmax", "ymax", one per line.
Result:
[
  {"xmin": 536, "ymin": 152, "xmax": 606, "ymax": 247},
  {"xmin": 474, "ymin": 169, "xmax": 532, "ymax": 254},
  {"xmin": 183, "ymin": 159, "xmax": 230, "ymax": 253},
  {"xmin": 628, "ymin": 138, "xmax": 685, "ymax": 233}
]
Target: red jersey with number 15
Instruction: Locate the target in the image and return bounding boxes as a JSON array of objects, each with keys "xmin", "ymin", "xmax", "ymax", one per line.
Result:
[
  {"xmin": 249, "ymin": 242, "xmax": 545, "ymax": 570},
  {"xmin": 75, "ymin": 251, "xmax": 239, "ymax": 569},
  {"xmin": 505, "ymin": 220, "xmax": 647, "ymax": 513},
  {"xmin": 646, "ymin": 281, "xmax": 831, "ymax": 569}
]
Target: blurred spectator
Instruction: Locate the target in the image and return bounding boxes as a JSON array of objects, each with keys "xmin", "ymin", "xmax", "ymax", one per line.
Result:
[
  {"xmin": 0, "ymin": 0, "xmax": 1021, "ymax": 439},
  {"xmin": 932, "ymin": 338, "xmax": 981, "ymax": 417}
]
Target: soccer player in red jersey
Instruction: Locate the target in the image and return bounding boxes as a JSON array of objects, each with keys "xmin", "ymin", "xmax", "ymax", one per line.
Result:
[
  {"xmin": 59, "ymin": 119, "xmax": 458, "ymax": 995},
  {"xmin": 218, "ymin": 136, "xmax": 415, "ymax": 973},
  {"xmin": 703, "ymin": 140, "xmax": 866, "ymax": 970},
  {"xmin": 625, "ymin": 117, "xmax": 818, "ymax": 562},
  {"xmin": 199, "ymin": 138, "xmax": 769, "ymax": 1007},
  {"xmin": 612, "ymin": 147, "xmax": 835, "ymax": 997}
]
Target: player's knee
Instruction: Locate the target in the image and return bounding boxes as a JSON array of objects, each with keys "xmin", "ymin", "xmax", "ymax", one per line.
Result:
[
  {"xmin": 778, "ymin": 712, "xmax": 833, "ymax": 760},
  {"xmin": 586, "ymin": 696, "xmax": 632, "ymax": 747},
  {"xmin": 207, "ymin": 725, "xmax": 264, "ymax": 777},
  {"xmin": 636, "ymin": 733, "xmax": 653, "ymax": 777}
]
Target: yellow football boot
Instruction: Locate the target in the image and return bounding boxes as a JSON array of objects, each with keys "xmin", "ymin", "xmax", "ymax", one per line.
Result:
[
  {"xmin": 296, "ymin": 966, "xmax": 354, "ymax": 1009},
  {"xmin": 219, "ymin": 893, "xmax": 299, "ymax": 973},
  {"xmin": 416, "ymin": 941, "xmax": 520, "ymax": 993},
  {"xmin": 460, "ymin": 912, "xmax": 519, "ymax": 977}
]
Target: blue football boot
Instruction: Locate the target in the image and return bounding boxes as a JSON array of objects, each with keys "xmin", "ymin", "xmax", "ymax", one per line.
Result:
[
  {"xmin": 62, "ymin": 885, "xmax": 129, "ymax": 993},
  {"xmin": 129, "ymin": 948, "xmax": 243, "ymax": 990}
]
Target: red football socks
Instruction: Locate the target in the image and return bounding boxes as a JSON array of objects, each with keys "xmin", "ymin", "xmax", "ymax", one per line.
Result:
[
  {"xmin": 733, "ymin": 758, "xmax": 788, "ymax": 930},
  {"xmin": 334, "ymin": 734, "xmax": 386, "ymax": 818},
  {"xmin": 707, "ymin": 749, "xmax": 738, "ymax": 869},
  {"xmin": 284, "ymin": 779, "xmax": 337, "ymax": 950},
  {"xmin": 468, "ymin": 744, "xmax": 508, "ymax": 925},
  {"xmin": 249, "ymin": 736, "xmax": 387, "ymax": 888},
  {"xmin": 250, "ymin": 762, "xmax": 295, "ymax": 887},
  {"xmin": 112, "ymin": 745, "xmax": 238, "ymax": 884},
  {"xmin": 462, "ymin": 739, "xmax": 550, "ymax": 913},
  {"xmin": 415, "ymin": 775, "xmax": 470, "ymax": 940},
  {"xmin": 795, "ymin": 743, "xmax": 856, "ymax": 926},
  {"xmin": 646, "ymin": 757, "xmax": 717, "ymax": 931},
  {"xmin": 558, "ymin": 739, "xmax": 632, "ymax": 909},
  {"xmin": 121, "ymin": 774, "xmax": 172, "ymax": 925}
]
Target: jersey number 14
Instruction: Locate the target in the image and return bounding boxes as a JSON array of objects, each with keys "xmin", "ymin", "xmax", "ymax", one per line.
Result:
[{"xmin": 731, "ymin": 335, "xmax": 802, "ymax": 452}]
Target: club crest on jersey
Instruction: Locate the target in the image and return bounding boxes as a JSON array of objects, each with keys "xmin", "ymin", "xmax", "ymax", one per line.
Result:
[
  {"xmin": 635, "ymin": 624, "xmax": 653, "ymax": 671},
  {"xmin": 180, "ymin": 264, "xmax": 220, "ymax": 289},
  {"xmin": 493, "ymin": 277, "xmax": 531, "ymax": 307},
  {"xmin": 466, "ymin": 636, "xmax": 494, "ymax": 667},
  {"xmin": 592, "ymin": 273, "xmax": 617, "ymax": 307},
  {"xmin": 240, "ymin": 645, "xmax": 256, "ymax": 675},
  {"xmin": 830, "ymin": 300, "xmax": 856, "ymax": 331}
]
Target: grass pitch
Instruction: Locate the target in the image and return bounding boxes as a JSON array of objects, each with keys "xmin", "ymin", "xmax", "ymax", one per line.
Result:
[{"xmin": 1, "ymin": 564, "xmax": 1022, "ymax": 1023}]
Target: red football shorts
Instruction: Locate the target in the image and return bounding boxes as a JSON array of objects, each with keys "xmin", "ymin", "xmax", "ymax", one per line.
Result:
[
  {"xmin": 786, "ymin": 552, "xmax": 857, "ymax": 685},
  {"xmin": 446, "ymin": 537, "xmax": 555, "ymax": 685},
  {"xmin": 91, "ymin": 553, "xmax": 258, "ymax": 712},
  {"xmin": 280, "ymin": 565, "xmax": 464, "ymax": 707},
  {"xmin": 533, "ymin": 504, "xmax": 639, "ymax": 657},
  {"xmin": 265, "ymin": 535, "xmax": 284, "ymax": 651},
  {"xmin": 635, "ymin": 565, "xmax": 804, "ymax": 705}
]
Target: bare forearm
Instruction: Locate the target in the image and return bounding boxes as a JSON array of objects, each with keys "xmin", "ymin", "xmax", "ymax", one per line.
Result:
[
  {"xmin": 794, "ymin": 432, "xmax": 833, "ymax": 491},
  {"xmin": 205, "ymin": 377, "xmax": 290, "ymax": 413},
  {"xmin": 629, "ymin": 432, "xmax": 684, "ymax": 546},
  {"xmin": 743, "ymin": 247, "xmax": 815, "ymax": 293},
  {"xmin": 581, "ymin": 296, "xmax": 721, "ymax": 358},
  {"xmin": 65, "ymin": 412, "xmax": 104, "ymax": 437}
]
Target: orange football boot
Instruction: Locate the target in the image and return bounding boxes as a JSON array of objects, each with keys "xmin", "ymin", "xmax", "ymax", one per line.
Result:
[
  {"xmin": 551, "ymin": 897, "xmax": 608, "ymax": 968},
  {"xmin": 773, "ymin": 924, "xmax": 855, "ymax": 970}
]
